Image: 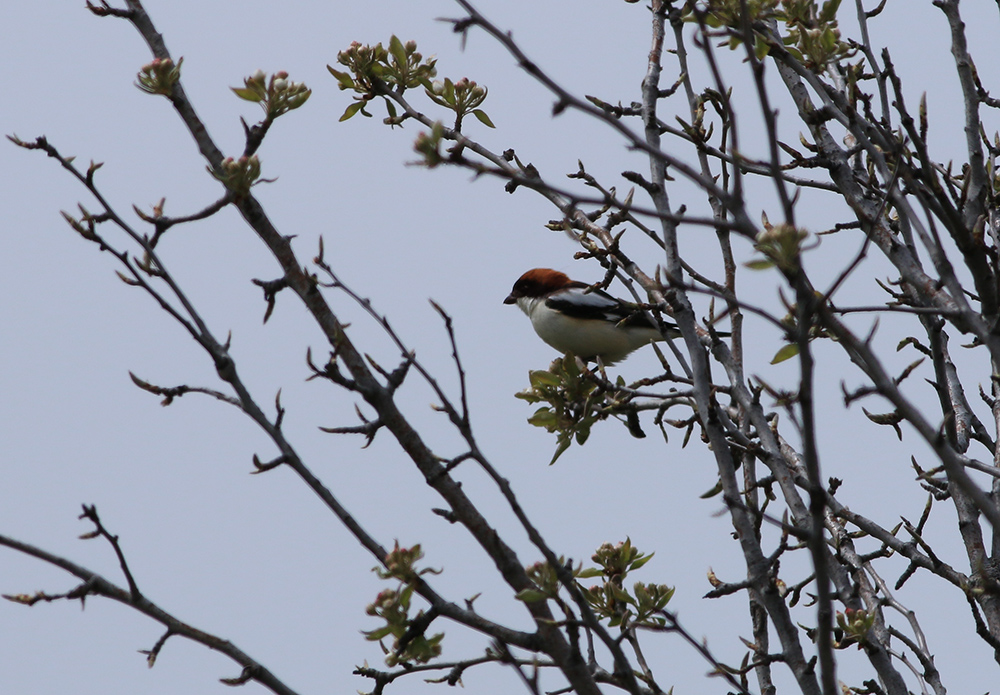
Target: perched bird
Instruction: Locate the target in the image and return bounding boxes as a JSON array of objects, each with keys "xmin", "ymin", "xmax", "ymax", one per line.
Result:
[{"xmin": 504, "ymin": 268, "xmax": 679, "ymax": 365}]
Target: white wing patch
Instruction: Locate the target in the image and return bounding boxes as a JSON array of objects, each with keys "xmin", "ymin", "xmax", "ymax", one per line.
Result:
[{"xmin": 545, "ymin": 287, "xmax": 627, "ymax": 323}]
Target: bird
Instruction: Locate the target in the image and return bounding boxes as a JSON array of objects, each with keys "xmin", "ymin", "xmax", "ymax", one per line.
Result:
[{"xmin": 504, "ymin": 268, "xmax": 679, "ymax": 365}]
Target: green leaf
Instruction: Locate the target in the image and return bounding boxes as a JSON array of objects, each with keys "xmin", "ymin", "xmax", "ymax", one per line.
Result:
[
  {"xmin": 327, "ymin": 65, "xmax": 356, "ymax": 90},
  {"xmin": 529, "ymin": 370, "xmax": 562, "ymax": 388},
  {"xmin": 364, "ymin": 626, "xmax": 394, "ymax": 641},
  {"xmin": 472, "ymin": 109, "xmax": 495, "ymax": 128},
  {"xmin": 771, "ymin": 343, "xmax": 800, "ymax": 364},
  {"xmin": 785, "ymin": 46, "xmax": 804, "ymax": 62},
  {"xmin": 754, "ymin": 35, "xmax": 771, "ymax": 61},
  {"xmin": 527, "ymin": 408, "xmax": 557, "ymax": 429},
  {"xmin": 700, "ymin": 480, "xmax": 723, "ymax": 499},
  {"xmin": 820, "ymin": 0, "xmax": 842, "ymax": 22},
  {"xmin": 610, "ymin": 582, "xmax": 635, "ymax": 605},
  {"xmin": 399, "ymin": 583, "xmax": 414, "ymax": 606},
  {"xmin": 654, "ymin": 590, "xmax": 671, "ymax": 611},
  {"xmin": 562, "ymin": 354, "xmax": 581, "ymax": 379},
  {"xmin": 231, "ymin": 87, "xmax": 261, "ymax": 102},
  {"xmin": 514, "ymin": 389, "xmax": 541, "ymax": 403},
  {"xmin": 575, "ymin": 568, "xmax": 603, "ymax": 579},
  {"xmin": 388, "ymin": 35, "xmax": 407, "ymax": 69},
  {"xmin": 339, "ymin": 101, "xmax": 367, "ymax": 122},
  {"xmin": 515, "ymin": 589, "xmax": 549, "ymax": 603},
  {"xmin": 549, "ymin": 437, "xmax": 571, "ymax": 465},
  {"xmin": 629, "ymin": 553, "xmax": 654, "ymax": 571},
  {"xmin": 744, "ymin": 259, "xmax": 775, "ymax": 270}
]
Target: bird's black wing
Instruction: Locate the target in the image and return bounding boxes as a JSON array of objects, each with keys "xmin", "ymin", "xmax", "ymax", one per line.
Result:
[{"xmin": 544, "ymin": 286, "xmax": 657, "ymax": 329}]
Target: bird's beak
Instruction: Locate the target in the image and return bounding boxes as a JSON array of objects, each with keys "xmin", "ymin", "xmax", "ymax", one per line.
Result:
[{"xmin": 503, "ymin": 293, "xmax": 517, "ymax": 305}]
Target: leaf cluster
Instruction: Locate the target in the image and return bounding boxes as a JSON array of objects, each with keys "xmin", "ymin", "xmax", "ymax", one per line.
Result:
[
  {"xmin": 689, "ymin": 0, "xmax": 852, "ymax": 68},
  {"xmin": 832, "ymin": 608, "xmax": 876, "ymax": 650},
  {"xmin": 327, "ymin": 36, "xmax": 438, "ymax": 122},
  {"xmin": 329, "ymin": 36, "xmax": 496, "ymax": 132},
  {"xmin": 208, "ymin": 155, "xmax": 261, "ymax": 197},
  {"xmin": 745, "ymin": 213, "xmax": 810, "ymax": 272},
  {"xmin": 231, "ymin": 69, "xmax": 311, "ymax": 120},
  {"xmin": 581, "ymin": 540, "xmax": 673, "ymax": 628},
  {"xmin": 363, "ymin": 586, "xmax": 444, "ymax": 666},
  {"xmin": 515, "ymin": 356, "xmax": 627, "ymax": 464},
  {"xmin": 135, "ymin": 57, "xmax": 183, "ymax": 96},
  {"xmin": 517, "ymin": 540, "xmax": 673, "ymax": 630},
  {"xmin": 364, "ymin": 543, "xmax": 445, "ymax": 666},
  {"xmin": 780, "ymin": 0, "xmax": 853, "ymax": 69},
  {"xmin": 425, "ymin": 77, "xmax": 495, "ymax": 128}
]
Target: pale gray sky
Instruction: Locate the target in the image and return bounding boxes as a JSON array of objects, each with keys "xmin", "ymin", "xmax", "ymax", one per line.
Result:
[{"xmin": 3, "ymin": 1, "xmax": 999, "ymax": 694}]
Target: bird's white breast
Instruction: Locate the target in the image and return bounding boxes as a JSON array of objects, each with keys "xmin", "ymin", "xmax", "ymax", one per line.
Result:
[{"xmin": 516, "ymin": 296, "xmax": 659, "ymax": 364}]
